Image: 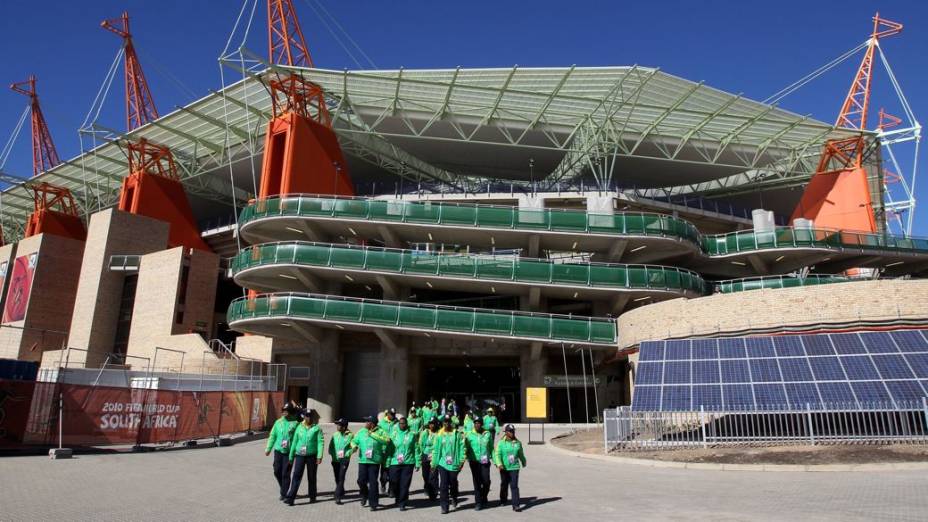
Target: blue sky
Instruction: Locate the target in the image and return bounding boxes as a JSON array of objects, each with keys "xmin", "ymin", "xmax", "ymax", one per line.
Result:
[{"xmin": 1, "ymin": 1, "xmax": 925, "ymax": 233}]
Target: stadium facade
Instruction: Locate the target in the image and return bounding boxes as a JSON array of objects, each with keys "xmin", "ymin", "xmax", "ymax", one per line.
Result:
[{"xmin": 3, "ymin": 49, "xmax": 927, "ymax": 422}]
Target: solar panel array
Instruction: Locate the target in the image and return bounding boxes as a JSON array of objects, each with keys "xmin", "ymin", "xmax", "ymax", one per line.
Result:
[{"xmin": 631, "ymin": 329, "xmax": 928, "ymax": 411}]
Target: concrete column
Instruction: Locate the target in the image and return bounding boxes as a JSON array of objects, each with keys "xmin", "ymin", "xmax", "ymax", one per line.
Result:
[
  {"xmin": 516, "ymin": 196, "xmax": 544, "ymax": 258},
  {"xmin": 377, "ymin": 333, "xmax": 409, "ymax": 411},
  {"xmin": 586, "ymin": 195, "xmax": 615, "ymax": 229},
  {"xmin": 306, "ymin": 329, "xmax": 342, "ymax": 422},
  {"xmin": 519, "ymin": 343, "xmax": 547, "ymax": 422}
]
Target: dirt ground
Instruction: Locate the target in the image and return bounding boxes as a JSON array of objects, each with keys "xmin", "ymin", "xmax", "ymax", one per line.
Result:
[{"xmin": 551, "ymin": 428, "xmax": 928, "ymax": 464}]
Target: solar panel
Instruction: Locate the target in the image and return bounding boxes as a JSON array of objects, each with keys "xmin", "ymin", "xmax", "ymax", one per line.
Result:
[
  {"xmin": 664, "ymin": 340, "xmax": 690, "ymax": 360},
  {"xmin": 692, "ymin": 360, "xmax": 720, "ymax": 383},
  {"xmin": 840, "ymin": 356, "xmax": 880, "ymax": 380},
  {"xmin": 635, "ymin": 362, "xmax": 663, "ymax": 385},
  {"xmin": 860, "ymin": 332, "xmax": 898, "ymax": 353},
  {"xmin": 831, "ymin": 333, "xmax": 867, "ymax": 354},
  {"xmin": 632, "ymin": 329, "xmax": 928, "ymax": 412},
  {"xmin": 691, "ymin": 339, "xmax": 718, "ymax": 360},
  {"xmin": 718, "ymin": 337, "xmax": 747, "ymax": 359}
]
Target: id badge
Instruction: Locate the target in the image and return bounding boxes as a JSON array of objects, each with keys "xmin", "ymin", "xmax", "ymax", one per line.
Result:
[
  {"xmin": 297, "ymin": 446, "xmax": 307, "ymax": 456},
  {"xmin": 280, "ymin": 439, "xmax": 289, "ymax": 449},
  {"xmin": 480, "ymin": 455, "xmax": 488, "ymax": 464},
  {"xmin": 337, "ymin": 450, "xmax": 345, "ymax": 459},
  {"xmin": 364, "ymin": 449, "xmax": 373, "ymax": 459},
  {"xmin": 445, "ymin": 455, "xmax": 453, "ymax": 466},
  {"xmin": 397, "ymin": 453, "xmax": 405, "ymax": 464},
  {"xmin": 507, "ymin": 454, "xmax": 515, "ymax": 464}
]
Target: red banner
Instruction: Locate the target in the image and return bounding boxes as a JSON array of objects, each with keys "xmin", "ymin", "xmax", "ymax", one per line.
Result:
[
  {"xmin": 0, "ymin": 379, "xmax": 36, "ymax": 449},
  {"xmin": 3, "ymin": 254, "xmax": 37, "ymax": 323},
  {"xmin": 0, "ymin": 379, "xmax": 284, "ymax": 449}
]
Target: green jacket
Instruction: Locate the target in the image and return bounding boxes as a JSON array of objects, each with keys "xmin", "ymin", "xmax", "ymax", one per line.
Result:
[
  {"xmin": 407, "ymin": 415, "xmax": 423, "ymax": 434},
  {"xmin": 493, "ymin": 438, "xmax": 526, "ymax": 471},
  {"xmin": 431, "ymin": 428, "xmax": 466, "ymax": 471},
  {"xmin": 465, "ymin": 429, "xmax": 494, "ymax": 463},
  {"xmin": 482, "ymin": 414, "xmax": 499, "ymax": 433},
  {"xmin": 289, "ymin": 423, "xmax": 324, "ymax": 461},
  {"xmin": 378, "ymin": 417, "xmax": 396, "ymax": 436},
  {"xmin": 417, "ymin": 429, "xmax": 440, "ymax": 466},
  {"xmin": 266, "ymin": 416, "xmax": 299, "ymax": 454},
  {"xmin": 420, "ymin": 407, "xmax": 435, "ymax": 425},
  {"xmin": 351, "ymin": 427, "xmax": 391, "ymax": 465},
  {"xmin": 328, "ymin": 430, "xmax": 353, "ymax": 462},
  {"xmin": 463, "ymin": 415, "xmax": 474, "ymax": 433},
  {"xmin": 387, "ymin": 427, "xmax": 420, "ymax": 467}
]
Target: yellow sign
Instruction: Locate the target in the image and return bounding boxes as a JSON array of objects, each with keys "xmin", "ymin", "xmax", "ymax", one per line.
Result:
[{"xmin": 525, "ymin": 387, "xmax": 547, "ymax": 419}]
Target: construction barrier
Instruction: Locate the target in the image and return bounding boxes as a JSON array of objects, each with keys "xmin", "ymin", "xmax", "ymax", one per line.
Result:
[{"xmin": 0, "ymin": 378, "xmax": 283, "ymax": 450}]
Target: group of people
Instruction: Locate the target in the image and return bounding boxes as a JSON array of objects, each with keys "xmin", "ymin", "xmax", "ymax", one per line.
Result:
[{"xmin": 265, "ymin": 399, "xmax": 527, "ymax": 513}]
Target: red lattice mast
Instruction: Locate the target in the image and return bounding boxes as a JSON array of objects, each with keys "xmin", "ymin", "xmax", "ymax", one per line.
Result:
[
  {"xmin": 835, "ymin": 14, "xmax": 903, "ymax": 133},
  {"xmin": 266, "ymin": 0, "xmax": 330, "ymax": 127},
  {"xmin": 268, "ymin": 0, "xmax": 314, "ymax": 68},
  {"xmin": 101, "ymin": 12, "xmax": 159, "ymax": 130},
  {"xmin": 10, "ymin": 76, "xmax": 61, "ymax": 176}
]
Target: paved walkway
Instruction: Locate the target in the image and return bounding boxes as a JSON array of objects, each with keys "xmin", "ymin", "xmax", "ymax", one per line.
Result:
[{"xmin": 2, "ymin": 429, "xmax": 927, "ymax": 521}]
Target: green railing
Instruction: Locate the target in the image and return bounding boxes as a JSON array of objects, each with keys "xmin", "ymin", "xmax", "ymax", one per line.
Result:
[
  {"xmin": 239, "ymin": 196, "xmax": 928, "ymax": 259},
  {"xmin": 232, "ymin": 241, "xmax": 707, "ymax": 294},
  {"xmin": 702, "ymin": 227, "xmax": 928, "ymax": 256},
  {"xmin": 239, "ymin": 195, "xmax": 701, "ymax": 244},
  {"xmin": 714, "ymin": 274, "xmax": 857, "ymax": 293},
  {"xmin": 227, "ymin": 293, "xmax": 617, "ymax": 345}
]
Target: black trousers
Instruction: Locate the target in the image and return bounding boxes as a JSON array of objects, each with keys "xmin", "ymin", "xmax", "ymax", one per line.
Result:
[
  {"xmin": 468, "ymin": 460, "xmax": 491, "ymax": 506},
  {"xmin": 379, "ymin": 465, "xmax": 392, "ymax": 494},
  {"xmin": 499, "ymin": 469, "xmax": 520, "ymax": 508},
  {"xmin": 389, "ymin": 464, "xmax": 415, "ymax": 506},
  {"xmin": 331, "ymin": 460, "xmax": 349, "ymax": 501},
  {"xmin": 421, "ymin": 458, "xmax": 438, "ymax": 500},
  {"xmin": 287, "ymin": 455, "xmax": 318, "ymax": 501},
  {"xmin": 437, "ymin": 467, "xmax": 460, "ymax": 511},
  {"xmin": 357, "ymin": 463, "xmax": 380, "ymax": 507},
  {"xmin": 272, "ymin": 450, "xmax": 291, "ymax": 498}
]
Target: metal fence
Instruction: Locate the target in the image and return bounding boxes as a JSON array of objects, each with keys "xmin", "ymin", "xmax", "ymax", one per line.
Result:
[{"xmin": 604, "ymin": 400, "xmax": 928, "ymax": 451}]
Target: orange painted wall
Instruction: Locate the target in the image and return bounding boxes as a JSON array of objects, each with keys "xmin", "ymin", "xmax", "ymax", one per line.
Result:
[
  {"xmin": 258, "ymin": 113, "xmax": 354, "ymax": 199},
  {"xmin": 24, "ymin": 210, "xmax": 87, "ymax": 241},
  {"xmin": 791, "ymin": 167, "xmax": 877, "ymax": 233},
  {"xmin": 118, "ymin": 172, "xmax": 211, "ymax": 251}
]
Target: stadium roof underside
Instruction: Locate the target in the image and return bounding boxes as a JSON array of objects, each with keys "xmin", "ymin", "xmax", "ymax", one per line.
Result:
[{"xmin": 0, "ymin": 65, "xmax": 871, "ymax": 240}]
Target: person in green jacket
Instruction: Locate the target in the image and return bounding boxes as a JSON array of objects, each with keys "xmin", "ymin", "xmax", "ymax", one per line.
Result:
[
  {"xmin": 465, "ymin": 417, "xmax": 494, "ymax": 510},
  {"xmin": 377, "ymin": 408, "xmax": 397, "ymax": 495},
  {"xmin": 493, "ymin": 424, "xmax": 527, "ymax": 512},
  {"xmin": 462, "ymin": 410, "xmax": 475, "ymax": 433},
  {"xmin": 284, "ymin": 409, "xmax": 324, "ymax": 505},
  {"xmin": 328, "ymin": 418, "xmax": 352, "ymax": 505},
  {"xmin": 407, "ymin": 407, "xmax": 423, "ymax": 435},
  {"xmin": 265, "ymin": 403, "xmax": 300, "ymax": 501},
  {"xmin": 387, "ymin": 415, "xmax": 420, "ymax": 511},
  {"xmin": 350, "ymin": 415, "xmax": 391, "ymax": 511},
  {"xmin": 483, "ymin": 407, "xmax": 499, "ymax": 439},
  {"xmin": 417, "ymin": 417, "xmax": 440, "ymax": 501},
  {"xmin": 432, "ymin": 415, "xmax": 467, "ymax": 514},
  {"xmin": 420, "ymin": 403, "xmax": 434, "ymax": 425}
]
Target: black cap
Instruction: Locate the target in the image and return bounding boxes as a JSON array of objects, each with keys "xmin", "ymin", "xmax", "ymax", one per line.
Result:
[
  {"xmin": 363, "ymin": 416, "xmax": 376, "ymax": 423},
  {"xmin": 427, "ymin": 417, "xmax": 438, "ymax": 425},
  {"xmin": 473, "ymin": 417, "xmax": 483, "ymax": 425},
  {"xmin": 504, "ymin": 424, "xmax": 515, "ymax": 433},
  {"xmin": 335, "ymin": 418, "xmax": 348, "ymax": 427},
  {"xmin": 442, "ymin": 415, "xmax": 453, "ymax": 423},
  {"xmin": 388, "ymin": 408, "xmax": 396, "ymax": 415}
]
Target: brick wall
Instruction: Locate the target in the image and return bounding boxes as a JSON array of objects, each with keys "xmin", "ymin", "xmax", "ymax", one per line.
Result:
[
  {"xmin": 0, "ymin": 233, "xmax": 84, "ymax": 362},
  {"xmin": 125, "ymin": 247, "xmax": 220, "ymax": 370},
  {"xmin": 67, "ymin": 210, "xmax": 169, "ymax": 366},
  {"xmin": 617, "ymin": 279, "xmax": 928, "ymax": 349}
]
